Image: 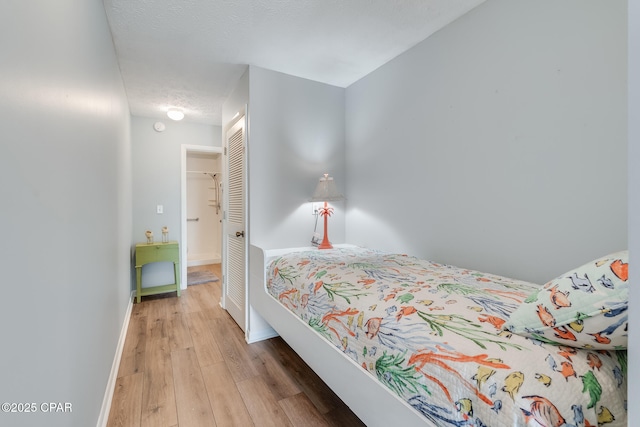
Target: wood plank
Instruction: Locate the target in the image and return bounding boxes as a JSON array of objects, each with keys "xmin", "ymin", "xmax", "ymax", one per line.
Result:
[
  {"xmin": 201, "ymin": 306, "xmax": 225, "ymax": 322},
  {"xmin": 186, "ymin": 311, "xmax": 224, "ymax": 367},
  {"xmin": 222, "ymin": 314, "xmax": 267, "ymax": 371},
  {"xmin": 195, "ymin": 265, "xmax": 224, "ymax": 318},
  {"xmin": 279, "ymin": 393, "xmax": 330, "ymax": 427},
  {"xmin": 131, "ymin": 297, "xmax": 148, "ymax": 318},
  {"xmin": 263, "ymin": 338, "xmax": 343, "ymax": 414},
  {"xmin": 107, "ymin": 373, "xmax": 143, "ymax": 427},
  {"xmin": 140, "ymin": 337, "xmax": 177, "ymax": 427},
  {"xmin": 164, "ymin": 292, "xmax": 183, "ymax": 317},
  {"xmin": 201, "ymin": 286, "xmax": 224, "ymax": 319},
  {"xmin": 209, "ymin": 318, "xmax": 259, "ymax": 382},
  {"xmin": 118, "ymin": 315, "xmax": 147, "ymax": 377},
  {"xmin": 236, "ymin": 376, "xmax": 292, "ymax": 427},
  {"xmin": 206, "ymin": 281, "xmax": 223, "ymax": 309},
  {"xmin": 171, "ymin": 347, "xmax": 217, "ymax": 427},
  {"xmin": 252, "ymin": 343, "xmax": 301, "ymax": 400},
  {"xmin": 145, "ymin": 298, "xmax": 170, "ymax": 341},
  {"xmin": 201, "ymin": 362, "xmax": 254, "ymax": 426},
  {"xmin": 168, "ymin": 312, "xmax": 193, "ymax": 350},
  {"xmin": 145, "ymin": 300, "xmax": 171, "ymax": 323},
  {"xmin": 322, "ymin": 402, "xmax": 366, "ymax": 427},
  {"xmin": 179, "ymin": 286, "xmax": 204, "ymax": 314},
  {"xmin": 191, "ymin": 282, "xmax": 220, "ymax": 312}
]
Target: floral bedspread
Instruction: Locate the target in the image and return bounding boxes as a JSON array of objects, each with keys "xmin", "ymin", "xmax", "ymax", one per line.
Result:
[{"xmin": 266, "ymin": 247, "xmax": 627, "ymax": 427}]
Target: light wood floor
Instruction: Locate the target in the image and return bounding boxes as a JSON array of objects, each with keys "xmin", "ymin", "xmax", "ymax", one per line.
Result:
[{"xmin": 107, "ymin": 264, "xmax": 365, "ymax": 427}]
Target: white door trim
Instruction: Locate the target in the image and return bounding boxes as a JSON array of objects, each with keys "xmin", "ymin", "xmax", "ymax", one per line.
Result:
[{"xmin": 180, "ymin": 144, "xmax": 223, "ymax": 290}]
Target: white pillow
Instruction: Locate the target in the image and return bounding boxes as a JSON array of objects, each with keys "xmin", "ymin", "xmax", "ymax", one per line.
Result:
[{"xmin": 504, "ymin": 251, "xmax": 628, "ymax": 349}]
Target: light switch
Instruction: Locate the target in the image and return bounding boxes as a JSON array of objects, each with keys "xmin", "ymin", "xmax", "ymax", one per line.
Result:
[{"xmin": 157, "ymin": 205, "xmax": 163, "ymax": 214}]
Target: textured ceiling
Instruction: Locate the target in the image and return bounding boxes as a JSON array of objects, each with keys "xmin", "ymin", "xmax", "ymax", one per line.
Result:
[{"xmin": 103, "ymin": 0, "xmax": 485, "ymax": 125}]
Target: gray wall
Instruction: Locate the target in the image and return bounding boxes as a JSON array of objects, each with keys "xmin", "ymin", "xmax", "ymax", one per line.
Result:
[
  {"xmin": 241, "ymin": 66, "xmax": 346, "ymax": 339},
  {"xmin": 0, "ymin": 1, "xmax": 132, "ymax": 426},
  {"xmin": 248, "ymin": 66, "xmax": 346, "ymax": 250},
  {"xmin": 628, "ymin": 0, "xmax": 639, "ymax": 412},
  {"xmin": 222, "ymin": 67, "xmax": 249, "ymax": 128},
  {"xmin": 131, "ymin": 116, "xmax": 220, "ymax": 286},
  {"xmin": 345, "ymin": 0, "xmax": 627, "ymax": 284}
]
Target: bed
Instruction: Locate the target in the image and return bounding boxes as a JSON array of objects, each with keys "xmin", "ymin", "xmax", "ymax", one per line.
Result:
[{"xmin": 249, "ymin": 245, "xmax": 628, "ymax": 427}]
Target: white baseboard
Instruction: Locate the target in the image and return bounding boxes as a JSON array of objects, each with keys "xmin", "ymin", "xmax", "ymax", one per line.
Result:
[
  {"xmin": 187, "ymin": 253, "xmax": 221, "ymax": 267},
  {"xmin": 96, "ymin": 291, "xmax": 134, "ymax": 427},
  {"xmin": 246, "ymin": 326, "xmax": 279, "ymax": 344}
]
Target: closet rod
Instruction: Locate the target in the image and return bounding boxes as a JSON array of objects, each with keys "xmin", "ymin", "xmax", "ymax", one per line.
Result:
[{"xmin": 186, "ymin": 170, "xmax": 219, "ymax": 175}]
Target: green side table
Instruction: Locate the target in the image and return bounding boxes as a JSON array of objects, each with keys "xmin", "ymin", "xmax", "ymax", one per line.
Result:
[{"xmin": 134, "ymin": 241, "xmax": 181, "ymax": 303}]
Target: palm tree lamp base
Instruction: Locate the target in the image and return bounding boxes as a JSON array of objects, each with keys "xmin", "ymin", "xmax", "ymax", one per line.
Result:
[{"xmin": 317, "ymin": 202, "xmax": 333, "ymax": 249}]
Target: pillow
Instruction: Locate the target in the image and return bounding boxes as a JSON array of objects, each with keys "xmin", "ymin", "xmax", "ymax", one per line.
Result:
[{"xmin": 504, "ymin": 250, "xmax": 628, "ymax": 349}]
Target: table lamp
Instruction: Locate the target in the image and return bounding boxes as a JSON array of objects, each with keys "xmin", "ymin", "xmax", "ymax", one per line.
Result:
[{"xmin": 310, "ymin": 173, "xmax": 343, "ymax": 249}]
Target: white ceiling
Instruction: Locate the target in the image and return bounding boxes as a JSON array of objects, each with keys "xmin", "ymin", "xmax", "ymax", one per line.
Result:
[{"xmin": 103, "ymin": 0, "xmax": 485, "ymax": 126}]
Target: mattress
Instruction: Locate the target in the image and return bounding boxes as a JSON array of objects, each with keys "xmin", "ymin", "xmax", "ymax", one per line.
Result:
[{"xmin": 265, "ymin": 247, "xmax": 627, "ymax": 427}]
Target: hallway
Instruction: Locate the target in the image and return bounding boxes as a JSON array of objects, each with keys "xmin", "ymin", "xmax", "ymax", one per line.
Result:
[{"xmin": 107, "ymin": 264, "xmax": 364, "ymax": 426}]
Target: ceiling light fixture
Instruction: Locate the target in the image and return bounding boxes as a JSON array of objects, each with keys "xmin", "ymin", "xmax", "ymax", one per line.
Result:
[{"xmin": 167, "ymin": 108, "xmax": 184, "ymax": 121}]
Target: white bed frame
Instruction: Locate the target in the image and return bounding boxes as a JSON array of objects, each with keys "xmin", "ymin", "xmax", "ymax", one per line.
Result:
[{"xmin": 248, "ymin": 244, "xmax": 434, "ymax": 427}]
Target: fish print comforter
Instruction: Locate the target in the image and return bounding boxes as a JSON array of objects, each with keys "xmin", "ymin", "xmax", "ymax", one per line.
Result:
[{"xmin": 266, "ymin": 247, "xmax": 627, "ymax": 427}]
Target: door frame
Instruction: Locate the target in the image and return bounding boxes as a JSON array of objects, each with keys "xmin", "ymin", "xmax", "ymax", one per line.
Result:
[{"xmin": 180, "ymin": 144, "xmax": 223, "ymax": 290}]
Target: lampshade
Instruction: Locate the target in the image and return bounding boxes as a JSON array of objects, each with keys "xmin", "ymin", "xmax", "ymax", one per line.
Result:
[{"xmin": 310, "ymin": 174, "xmax": 343, "ymax": 202}]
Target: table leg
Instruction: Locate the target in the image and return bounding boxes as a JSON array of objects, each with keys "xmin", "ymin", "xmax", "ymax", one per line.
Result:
[
  {"xmin": 136, "ymin": 266, "xmax": 142, "ymax": 303},
  {"xmin": 174, "ymin": 262, "xmax": 181, "ymax": 297}
]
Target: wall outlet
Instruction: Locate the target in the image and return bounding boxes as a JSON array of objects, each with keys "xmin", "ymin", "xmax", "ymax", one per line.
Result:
[{"xmin": 157, "ymin": 205, "xmax": 163, "ymax": 214}]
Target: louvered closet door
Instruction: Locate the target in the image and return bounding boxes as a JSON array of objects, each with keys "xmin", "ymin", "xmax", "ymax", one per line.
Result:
[{"xmin": 223, "ymin": 114, "xmax": 247, "ymax": 331}]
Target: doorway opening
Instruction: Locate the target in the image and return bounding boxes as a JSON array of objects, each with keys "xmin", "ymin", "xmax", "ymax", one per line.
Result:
[{"xmin": 180, "ymin": 144, "xmax": 223, "ymax": 290}]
